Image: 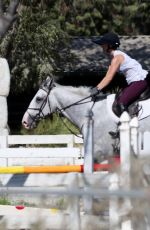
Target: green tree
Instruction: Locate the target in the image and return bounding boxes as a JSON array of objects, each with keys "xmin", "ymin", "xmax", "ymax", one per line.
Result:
[
  {"xmin": 57, "ymin": 0, "xmax": 150, "ymax": 35},
  {"xmin": 0, "ymin": 0, "xmax": 19, "ymax": 38},
  {"xmin": 0, "ymin": 0, "xmax": 150, "ymax": 95},
  {"xmin": 0, "ymin": 1, "xmax": 75, "ymax": 95}
]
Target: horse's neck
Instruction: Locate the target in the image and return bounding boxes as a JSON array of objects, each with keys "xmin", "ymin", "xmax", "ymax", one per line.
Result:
[{"xmin": 53, "ymin": 86, "xmax": 91, "ymax": 129}]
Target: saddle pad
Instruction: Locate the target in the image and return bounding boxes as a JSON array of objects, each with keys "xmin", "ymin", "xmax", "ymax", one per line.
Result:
[{"xmin": 107, "ymin": 94, "xmax": 150, "ymax": 122}]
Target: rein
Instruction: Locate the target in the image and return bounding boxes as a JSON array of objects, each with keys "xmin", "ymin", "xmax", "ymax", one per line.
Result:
[
  {"xmin": 58, "ymin": 95, "xmax": 93, "ymax": 112},
  {"xmin": 27, "ymin": 80, "xmax": 96, "ymax": 137},
  {"xmin": 56, "ymin": 96, "xmax": 96, "ymax": 138}
]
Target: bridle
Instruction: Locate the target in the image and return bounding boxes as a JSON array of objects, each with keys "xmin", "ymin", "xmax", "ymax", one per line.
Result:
[
  {"xmin": 26, "ymin": 78, "xmax": 96, "ymax": 135},
  {"xmin": 27, "ymin": 79, "xmax": 54, "ymax": 128}
]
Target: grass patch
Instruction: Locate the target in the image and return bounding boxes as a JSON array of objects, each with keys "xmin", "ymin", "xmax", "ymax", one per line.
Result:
[
  {"xmin": 21, "ymin": 113, "xmax": 80, "ymax": 135},
  {"xmin": 0, "ymin": 197, "xmax": 11, "ymax": 205}
]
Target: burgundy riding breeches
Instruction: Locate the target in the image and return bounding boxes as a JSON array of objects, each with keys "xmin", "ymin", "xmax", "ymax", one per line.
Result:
[{"xmin": 116, "ymin": 80, "xmax": 148, "ymax": 106}]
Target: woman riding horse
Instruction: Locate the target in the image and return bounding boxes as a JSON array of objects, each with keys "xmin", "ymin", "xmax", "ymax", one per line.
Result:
[{"xmin": 91, "ymin": 32, "xmax": 149, "ymax": 116}]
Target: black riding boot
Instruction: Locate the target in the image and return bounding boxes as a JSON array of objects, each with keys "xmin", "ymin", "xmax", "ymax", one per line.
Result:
[
  {"xmin": 117, "ymin": 103, "xmax": 128, "ymax": 117},
  {"xmin": 109, "ymin": 104, "xmax": 128, "ymax": 139}
]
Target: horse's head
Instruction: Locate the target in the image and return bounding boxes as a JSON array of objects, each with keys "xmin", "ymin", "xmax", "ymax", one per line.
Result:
[{"xmin": 22, "ymin": 76, "xmax": 56, "ymax": 129}]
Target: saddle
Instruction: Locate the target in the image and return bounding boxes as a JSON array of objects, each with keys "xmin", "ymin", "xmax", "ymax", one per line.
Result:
[
  {"xmin": 112, "ymin": 86, "xmax": 150, "ymax": 118},
  {"xmin": 92, "ymin": 84, "xmax": 150, "ymax": 139}
]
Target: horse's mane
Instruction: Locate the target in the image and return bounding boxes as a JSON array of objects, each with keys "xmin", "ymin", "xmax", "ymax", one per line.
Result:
[{"xmin": 55, "ymin": 83, "xmax": 91, "ymax": 97}]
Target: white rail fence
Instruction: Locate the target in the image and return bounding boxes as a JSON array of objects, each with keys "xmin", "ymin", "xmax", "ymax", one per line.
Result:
[
  {"xmin": 120, "ymin": 111, "xmax": 150, "ymax": 158},
  {"xmin": 110, "ymin": 111, "xmax": 150, "ymax": 230},
  {"xmin": 0, "ymin": 134, "xmax": 84, "ymax": 166}
]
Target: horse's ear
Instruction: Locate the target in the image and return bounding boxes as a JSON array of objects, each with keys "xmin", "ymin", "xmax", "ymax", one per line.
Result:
[
  {"xmin": 46, "ymin": 76, "xmax": 52, "ymax": 82},
  {"xmin": 45, "ymin": 76, "xmax": 55, "ymax": 89},
  {"xmin": 41, "ymin": 76, "xmax": 54, "ymax": 89}
]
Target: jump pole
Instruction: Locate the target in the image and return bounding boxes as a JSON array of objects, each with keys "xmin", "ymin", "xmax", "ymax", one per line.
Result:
[{"xmin": 0, "ymin": 158, "xmax": 120, "ymax": 174}]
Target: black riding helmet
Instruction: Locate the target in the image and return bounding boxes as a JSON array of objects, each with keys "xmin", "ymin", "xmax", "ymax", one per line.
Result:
[{"xmin": 93, "ymin": 32, "xmax": 120, "ymax": 48}]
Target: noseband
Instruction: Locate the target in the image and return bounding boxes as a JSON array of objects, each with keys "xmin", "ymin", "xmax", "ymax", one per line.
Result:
[{"xmin": 27, "ymin": 79, "xmax": 54, "ymax": 127}]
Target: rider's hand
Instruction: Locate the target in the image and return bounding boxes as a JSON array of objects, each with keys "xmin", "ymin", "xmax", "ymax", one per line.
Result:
[{"xmin": 90, "ymin": 87, "xmax": 101, "ymax": 97}]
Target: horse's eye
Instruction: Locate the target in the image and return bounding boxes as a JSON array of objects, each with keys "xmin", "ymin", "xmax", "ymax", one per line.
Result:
[{"xmin": 36, "ymin": 96, "xmax": 42, "ymax": 103}]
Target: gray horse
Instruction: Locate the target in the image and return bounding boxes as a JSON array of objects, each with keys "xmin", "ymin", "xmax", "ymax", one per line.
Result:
[{"xmin": 22, "ymin": 77, "xmax": 150, "ymax": 161}]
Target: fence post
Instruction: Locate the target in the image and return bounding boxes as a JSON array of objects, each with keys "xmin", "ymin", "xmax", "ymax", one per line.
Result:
[
  {"xmin": 67, "ymin": 135, "xmax": 74, "ymax": 148},
  {"xmin": 83, "ymin": 109, "xmax": 94, "ymax": 214},
  {"xmin": 0, "ymin": 135, "xmax": 8, "ymax": 148},
  {"xmin": 120, "ymin": 111, "xmax": 131, "ymax": 186},
  {"xmin": 130, "ymin": 117, "xmax": 139, "ymax": 156},
  {"xmin": 83, "ymin": 109, "xmax": 94, "ymax": 173},
  {"xmin": 109, "ymin": 173, "xmax": 120, "ymax": 230},
  {"xmin": 119, "ymin": 112, "xmax": 132, "ymax": 229},
  {"xmin": 0, "ymin": 58, "xmax": 10, "ymax": 137},
  {"xmin": 67, "ymin": 173, "xmax": 80, "ymax": 230}
]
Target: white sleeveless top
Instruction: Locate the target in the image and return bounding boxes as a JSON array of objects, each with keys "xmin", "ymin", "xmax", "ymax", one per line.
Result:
[{"xmin": 113, "ymin": 50, "xmax": 148, "ymax": 84}]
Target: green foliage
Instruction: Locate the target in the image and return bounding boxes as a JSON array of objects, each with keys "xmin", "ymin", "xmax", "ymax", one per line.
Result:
[
  {"xmin": 1, "ymin": 0, "xmax": 150, "ymax": 135},
  {"xmin": 56, "ymin": 0, "xmax": 150, "ymax": 35},
  {"xmin": 0, "ymin": 2, "xmax": 75, "ymax": 95},
  {"xmin": 0, "ymin": 197, "xmax": 11, "ymax": 205},
  {"xmin": 0, "ymin": 0, "xmax": 149, "ymax": 96}
]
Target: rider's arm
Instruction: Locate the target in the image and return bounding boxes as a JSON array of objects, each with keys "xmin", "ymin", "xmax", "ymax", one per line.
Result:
[{"xmin": 97, "ymin": 55, "xmax": 124, "ymax": 90}]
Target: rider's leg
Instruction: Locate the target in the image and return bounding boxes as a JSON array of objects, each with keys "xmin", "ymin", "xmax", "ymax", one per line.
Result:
[
  {"xmin": 110, "ymin": 80, "xmax": 148, "ymax": 139},
  {"xmin": 117, "ymin": 80, "xmax": 148, "ymax": 107},
  {"xmin": 116, "ymin": 103, "xmax": 128, "ymax": 117}
]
